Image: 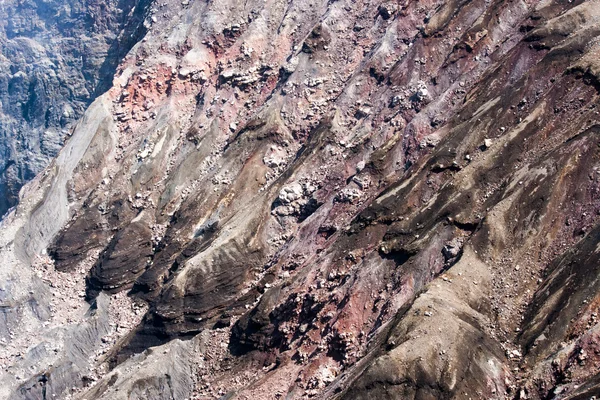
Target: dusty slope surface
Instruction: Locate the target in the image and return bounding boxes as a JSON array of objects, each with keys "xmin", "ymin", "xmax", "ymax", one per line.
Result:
[
  {"xmin": 0, "ymin": 0, "xmax": 149, "ymax": 217},
  {"xmin": 1, "ymin": 0, "xmax": 600, "ymax": 398}
]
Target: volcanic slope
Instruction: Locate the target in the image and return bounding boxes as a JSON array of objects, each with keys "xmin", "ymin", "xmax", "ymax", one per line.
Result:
[{"xmin": 1, "ymin": 0, "xmax": 600, "ymax": 399}]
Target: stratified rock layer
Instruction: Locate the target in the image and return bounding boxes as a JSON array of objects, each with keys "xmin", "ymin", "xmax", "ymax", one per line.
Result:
[{"xmin": 1, "ymin": 0, "xmax": 600, "ymax": 399}]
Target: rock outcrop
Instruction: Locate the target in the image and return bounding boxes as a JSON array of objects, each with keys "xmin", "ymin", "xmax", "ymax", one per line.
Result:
[
  {"xmin": 1, "ymin": 0, "xmax": 600, "ymax": 399},
  {"xmin": 0, "ymin": 0, "xmax": 149, "ymax": 217}
]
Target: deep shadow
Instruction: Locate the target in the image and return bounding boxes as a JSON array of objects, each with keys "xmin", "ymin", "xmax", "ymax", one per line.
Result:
[{"xmin": 93, "ymin": 0, "xmax": 153, "ymax": 98}]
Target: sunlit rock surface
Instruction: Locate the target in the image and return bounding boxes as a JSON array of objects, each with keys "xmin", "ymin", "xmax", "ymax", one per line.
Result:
[{"xmin": 2, "ymin": 0, "xmax": 600, "ymax": 398}]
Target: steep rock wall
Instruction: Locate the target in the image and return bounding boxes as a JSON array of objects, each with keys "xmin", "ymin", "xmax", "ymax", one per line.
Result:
[
  {"xmin": 0, "ymin": 0, "xmax": 149, "ymax": 217},
  {"xmin": 0, "ymin": 0, "xmax": 600, "ymax": 399}
]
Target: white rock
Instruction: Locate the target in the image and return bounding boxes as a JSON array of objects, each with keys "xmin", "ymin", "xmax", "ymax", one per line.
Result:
[{"xmin": 278, "ymin": 183, "xmax": 304, "ymax": 204}]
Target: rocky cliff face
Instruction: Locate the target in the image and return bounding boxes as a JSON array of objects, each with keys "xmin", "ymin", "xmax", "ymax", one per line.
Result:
[
  {"xmin": 1, "ymin": 0, "xmax": 600, "ymax": 399},
  {"xmin": 0, "ymin": 0, "xmax": 148, "ymax": 217}
]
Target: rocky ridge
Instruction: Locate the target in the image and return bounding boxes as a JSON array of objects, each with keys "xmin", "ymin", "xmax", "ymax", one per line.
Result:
[
  {"xmin": 0, "ymin": 0, "xmax": 149, "ymax": 217},
  {"xmin": 1, "ymin": 0, "xmax": 600, "ymax": 399}
]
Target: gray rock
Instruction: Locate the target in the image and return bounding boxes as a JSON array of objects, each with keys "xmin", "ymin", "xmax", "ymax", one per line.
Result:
[{"xmin": 0, "ymin": 0, "xmax": 149, "ymax": 217}]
